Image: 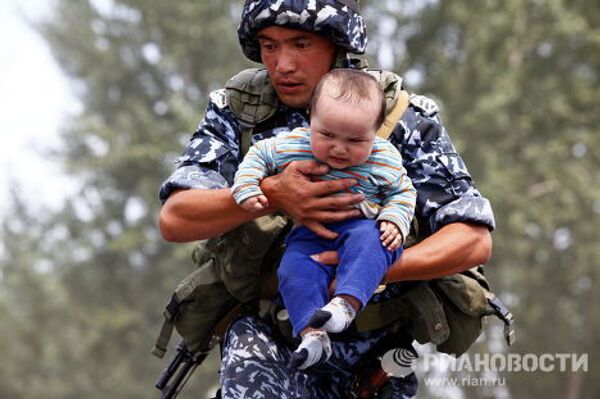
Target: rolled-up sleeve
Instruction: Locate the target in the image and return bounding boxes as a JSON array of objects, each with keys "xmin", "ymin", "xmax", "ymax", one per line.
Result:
[
  {"xmin": 159, "ymin": 90, "xmax": 242, "ymax": 204},
  {"xmin": 394, "ymin": 106, "xmax": 495, "ymax": 234}
]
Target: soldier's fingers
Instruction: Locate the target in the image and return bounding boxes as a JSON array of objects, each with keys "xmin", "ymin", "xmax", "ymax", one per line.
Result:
[
  {"xmin": 309, "ymin": 209, "xmax": 362, "ymax": 223},
  {"xmin": 310, "ymin": 251, "xmax": 340, "ymax": 266},
  {"xmin": 287, "ymin": 160, "xmax": 330, "ymax": 176},
  {"xmin": 317, "ymin": 192, "xmax": 365, "ymax": 209},
  {"xmin": 304, "ymin": 221, "xmax": 338, "ymax": 240},
  {"xmin": 310, "ymin": 178, "xmax": 360, "ymax": 197}
]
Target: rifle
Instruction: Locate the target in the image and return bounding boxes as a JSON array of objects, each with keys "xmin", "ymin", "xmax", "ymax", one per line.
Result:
[
  {"xmin": 153, "ymin": 300, "xmax": 253, "ymax": 399},
  {"xmin": 155, "ymin": 340, "xmax": 210, "ymax": 399}
]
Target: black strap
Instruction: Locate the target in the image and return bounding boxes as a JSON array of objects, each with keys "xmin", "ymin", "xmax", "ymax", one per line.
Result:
[{"xmin": 488, "ymin": 296, "xmax": 515, "ymax": 346}]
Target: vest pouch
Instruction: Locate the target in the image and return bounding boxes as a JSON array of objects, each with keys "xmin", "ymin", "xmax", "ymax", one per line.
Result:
[
  {"xmin": 153, "ymin": 259, "xmax": 239, "ymax": 357},
  {"xmin": 174, "ymin": 264, "xmax": 238, "ymax": 353},
  {"xmin": 194, "ymin": 214, "xmax": 290, "ymax": 303},
  {"xmin": 432, "ymin": 268, "xmax": 494, "ymax": 356}
]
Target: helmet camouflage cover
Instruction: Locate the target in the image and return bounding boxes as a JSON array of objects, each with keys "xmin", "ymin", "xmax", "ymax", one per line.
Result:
[{"xmin": 238, "ymin": 0, "xmax": 368, "ymax": 63}]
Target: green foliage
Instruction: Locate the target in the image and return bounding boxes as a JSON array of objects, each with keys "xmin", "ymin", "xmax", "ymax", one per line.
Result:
[
  {"xmin": 0, "ymin": 0, "xmax": 248, "ymax": 397},
  {"xmin": 0, "ymin": 0, "xmax": 597, "ymax": 398},
  {"xmin": 365, "ymin": 0, "xmax": 599, "ymax": 397}
]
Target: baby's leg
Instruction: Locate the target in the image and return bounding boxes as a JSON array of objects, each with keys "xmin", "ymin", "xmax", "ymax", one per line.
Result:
[
  {"xmin": 277, "ymin": 226, "xmax": 336, "ymax": 336},
  {"xmin": 311, "ymin": 219, "xmax": 404, "ymax": 332},
  {"xmin": 335, "ymin": 219, "xmax": 403, "ymax": 305},
  {"xmin": 278, "ymin": 226, "xmax": 344, "ymax": 369}
]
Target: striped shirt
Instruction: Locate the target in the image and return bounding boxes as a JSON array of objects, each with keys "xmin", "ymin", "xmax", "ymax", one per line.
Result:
[{"xmin": 232, "ymin": 128, "xmax": 416, "ymax": 241}]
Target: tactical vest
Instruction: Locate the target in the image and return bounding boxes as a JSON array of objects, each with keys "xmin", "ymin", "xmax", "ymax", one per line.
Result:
[{"xmin": 153, "ymin": 68, "xmax": 514, "ymax": 361}]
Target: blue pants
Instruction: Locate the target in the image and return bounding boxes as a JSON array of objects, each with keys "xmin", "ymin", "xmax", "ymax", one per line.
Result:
[{"xmin": 277, "ymin": 219, "xmax": 403, "ymax": 335}]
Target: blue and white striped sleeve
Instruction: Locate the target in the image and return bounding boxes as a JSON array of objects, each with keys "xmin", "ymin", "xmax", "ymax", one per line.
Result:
[
  {"xmin": 376, "ymin": 143, "xmax": 417, "ymax": 243},
  {"xmin": 231, "ymin": 137, "xmax": 277, "ymax": 205}
]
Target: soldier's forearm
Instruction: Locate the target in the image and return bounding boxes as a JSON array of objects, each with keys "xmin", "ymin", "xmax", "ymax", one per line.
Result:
[
  {"xmin": 159, "ymin": 188, "xmax": 271, "ymax": 242},
  {"xmin": 385, "ymin": 222, "xmax": 492, "ymax": 282}
]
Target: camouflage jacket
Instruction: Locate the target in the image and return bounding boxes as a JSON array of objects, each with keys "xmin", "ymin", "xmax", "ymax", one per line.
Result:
[{"xmin": 159, "ymin": 80, "xmax": 495, "ymax": 237}]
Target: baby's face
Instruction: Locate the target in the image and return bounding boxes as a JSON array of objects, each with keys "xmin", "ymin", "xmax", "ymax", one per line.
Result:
[{"xmin": 310, "ymin": 92, "xmax": 378, "ymax": 170}]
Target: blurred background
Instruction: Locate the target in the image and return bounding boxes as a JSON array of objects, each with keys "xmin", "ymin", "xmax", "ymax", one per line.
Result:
[{"xmin": 0, "ymin": 0, "xmax": 597, "ymax": 398}]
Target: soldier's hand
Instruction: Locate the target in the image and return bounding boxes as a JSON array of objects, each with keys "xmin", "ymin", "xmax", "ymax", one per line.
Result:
[
  {"xmin": 310, "ymin": 251, "xmax": 340, "ymax": 266},
  {"xmin": 261, "ymin": 160, "xmax": 364, "ymax": 239},
  {"xmin": 310, "ymin": 251, "xmax": 340, "ymax": 297}
]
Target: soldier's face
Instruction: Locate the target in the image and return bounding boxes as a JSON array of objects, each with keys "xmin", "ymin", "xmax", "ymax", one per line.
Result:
[{"xmin": 258, "ymin": 26, "xmax": 336, "ymax": 109}]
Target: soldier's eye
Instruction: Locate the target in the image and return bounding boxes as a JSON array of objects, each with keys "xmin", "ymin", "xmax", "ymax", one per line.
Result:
[
  {"xmin": 296, "ymin": 41, "xmax": 311, "ymax": 49},
  {"xmin": 259, "ymin": 40, "xmax": 277, "ymax": 51}
]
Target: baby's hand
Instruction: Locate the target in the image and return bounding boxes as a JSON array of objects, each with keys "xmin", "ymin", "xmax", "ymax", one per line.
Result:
[
  {"xmin": 240, "ymin": 195, "xmax": 269, "ymax": 212},
  {"xmin": 379, "ymin": 221, "xmax": 403, "ymax": 251}
]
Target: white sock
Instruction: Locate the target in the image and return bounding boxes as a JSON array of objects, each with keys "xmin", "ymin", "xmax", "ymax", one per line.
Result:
[
  {"xmin": 308, "ymin": 297, "xmax": 357, "ymax": 333},
  {"xmin": 291, "ymin": 330, "xmax": 332, "ymax": 370}
]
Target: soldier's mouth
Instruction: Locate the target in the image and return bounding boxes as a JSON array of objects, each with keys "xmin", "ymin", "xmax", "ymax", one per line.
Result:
[{"xmin": 277, "ymin": 81, "xmax": 303, "ymax": 94}]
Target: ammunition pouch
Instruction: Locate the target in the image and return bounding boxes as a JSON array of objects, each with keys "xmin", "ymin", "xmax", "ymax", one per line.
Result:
[
  {"xmin": 153, "ymin": 214, "xmax": 291, "ymax": 357},
  {"xmin": 191, "ymin": 213, "xmax": 290, "ymax": 302},
  {"xmin": 154, "ymin": 214, "xmax": 513, "ymax": 359},
  {"xmin": 350, "ymin": 266, "xmax": 513, "ymax": 357}
]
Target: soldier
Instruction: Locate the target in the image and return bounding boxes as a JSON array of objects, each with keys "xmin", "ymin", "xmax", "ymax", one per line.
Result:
[{"xmin": 158, "ymin": 1, "xmax": 495, "ymax": 398}]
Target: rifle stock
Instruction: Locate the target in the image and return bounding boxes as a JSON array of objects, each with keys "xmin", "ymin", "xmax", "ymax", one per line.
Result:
[{"xmin": 155, "ymin": 341, "xmax": 207, "ymax": 399}]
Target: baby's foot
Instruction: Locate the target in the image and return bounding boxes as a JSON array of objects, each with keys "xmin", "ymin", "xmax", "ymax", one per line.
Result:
[
  {"xmin": 291, "ymin": 330, "xmax": 332, "ymax": 370},
  {"xmin": 308, "ymin": 297, "xmax": 357, "ymax": 333}
]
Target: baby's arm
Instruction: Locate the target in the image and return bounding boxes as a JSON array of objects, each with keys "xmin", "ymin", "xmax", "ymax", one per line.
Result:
[
  {"xmin": 377, "ymin": 145, "xmax": 417, "ymax": 250},
  {"xmin": 231, "ymin": 138, "xmax": 277, "ymax": 212}
]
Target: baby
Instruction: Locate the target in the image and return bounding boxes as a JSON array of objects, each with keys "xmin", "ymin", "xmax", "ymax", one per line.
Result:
[{"xmin": 231, "ymin": 69, "xmax": 416, "ymax": 369}]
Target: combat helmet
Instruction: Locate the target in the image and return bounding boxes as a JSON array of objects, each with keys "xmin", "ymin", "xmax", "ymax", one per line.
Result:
[{"xmin": 238, "ymin": 0, "xmax": 367, "ymax": 63}]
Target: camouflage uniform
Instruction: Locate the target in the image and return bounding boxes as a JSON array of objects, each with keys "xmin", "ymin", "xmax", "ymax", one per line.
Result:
[
  {"xmin": 159, "ymin": 1, "xmax": 495, "ymax": 397},
  {"xmin": 159, "ymin": 91, "xmax": 495, "ymax": 398},
  {"xmin": 159, "ymin": 94, "xmax": 495, "ymax": 236}
]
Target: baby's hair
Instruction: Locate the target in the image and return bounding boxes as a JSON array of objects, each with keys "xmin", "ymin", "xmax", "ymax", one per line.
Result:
[{"xmin": 309, "ymin": 69, "xmax": 386, "ymax": 130}]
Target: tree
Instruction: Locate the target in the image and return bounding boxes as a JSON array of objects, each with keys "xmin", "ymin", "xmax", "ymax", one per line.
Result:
[
  {"xmin": 364, "ymin": 0, "xmax": 599, "ymax": 397},
  {"xmin": 1, "ymin": 1, "xmax": 250, "ymax": 398},
  {"xmin": 1, "ymin": 0, "xmax": 597, "ymax": 398}
]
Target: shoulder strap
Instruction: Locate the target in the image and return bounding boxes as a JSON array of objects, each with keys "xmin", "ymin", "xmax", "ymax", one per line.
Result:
[
  {"xmin": 225, "ymin": 68, "xmax": 279, "ymax": 155},
  {"xmin": 365, "ymin": 70, "xmax": 410, "ymax": 140},
  {"xmin": 377, "ymin": 90, "xmax": 409, "ymax": 140}
]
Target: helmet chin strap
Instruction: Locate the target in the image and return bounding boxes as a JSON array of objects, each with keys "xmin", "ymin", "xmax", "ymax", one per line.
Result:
[
  {"xmin": 331, "ymin": 48, "xmax": 349, "ymax": 69},
  {"xmin": 332, "ymin": 48, "xmax": 369, "ymax": 70}
]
